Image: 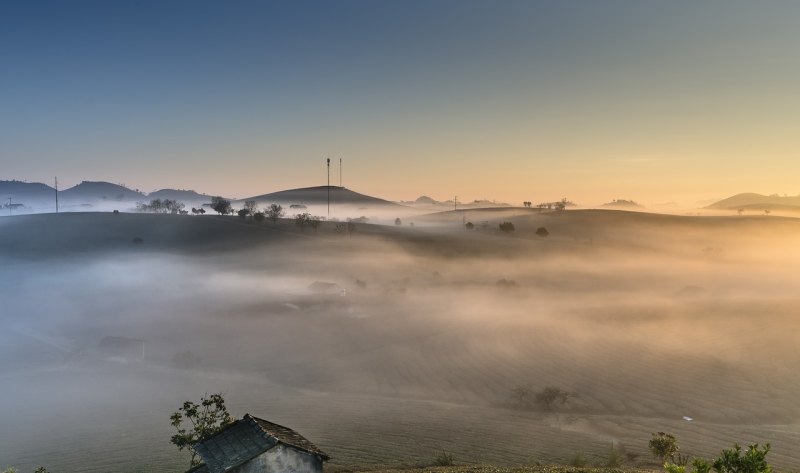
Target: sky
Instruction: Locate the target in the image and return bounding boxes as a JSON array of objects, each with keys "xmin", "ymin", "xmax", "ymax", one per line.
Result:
[{"xmin": 2, "ymin": 0, "xmax": 799, "ymax": 206}]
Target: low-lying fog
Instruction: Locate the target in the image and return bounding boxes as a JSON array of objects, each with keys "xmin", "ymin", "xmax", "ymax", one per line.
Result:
[{"xmin": 1, "ymin": 211, "xmax": 800, "ymax": 472}]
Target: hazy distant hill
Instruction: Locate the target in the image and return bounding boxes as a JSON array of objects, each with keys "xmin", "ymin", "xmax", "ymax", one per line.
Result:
[
  {"xmin": 60, "ymin": 181, "xmax": 146, "ymax": 202},
  {"xmin": 601, "ymin": 199, "xmax": 643, "ymax": 209},
  {"xmin": 147, "ymin": 188, "xmax": 212, "ymax": 202},
  {"xmin": 242, "ymin": 186, "xmax": 402, "ymax": 207},
  {"xmin": 707, "ymin": 193, "xmax": 800, "ymax": 211},
  {"xmin": 0, "ymin": 180, "xmax": 56, "ymax": 202}
]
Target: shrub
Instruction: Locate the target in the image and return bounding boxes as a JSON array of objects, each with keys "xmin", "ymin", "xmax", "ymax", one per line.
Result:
[
  {"xmin": 465, "ymin": 221, "xmax": 474, "ymax": 230},
  {"xmin": 253, "ymin": 211, "xmax": 265, "ymax": 222},
  {"xmin": 712, "ymin": 444, "xmax": 772, "ymax": 473},
  {"xmin": 692, "ymin": 457, "xmax": 712, "ymax": 473},
  {"xmin": 237, "ymin": 208, "xmax": 249, "ymax": 218},
  {"xmin": 431, "ymin": 451, "xmax": 455, "ymax": 467},
  {"xmin": 570, "ymin": 451, "xmax": 587, "ymax": 467},
  {"xmin": 606, "ymin": 443, "xmax": 625, "ymax": 467},
  {"xmin": 664, "ymin": 463, "xmax": 686, "ymax": 473},
  {"xmin": 499, "ymin": 221, "xmax": 515, "ymax": 233},
  {"xmin": 395, "ymin": 217, "xmax": 402, "ymax": 226},
  {"xmin": 650, "ymin": 432, "xmax": 679, "ymax": 464},
  {"xmin": 536, "ymin": 227, "xmax": 549, "ymax": 237}
]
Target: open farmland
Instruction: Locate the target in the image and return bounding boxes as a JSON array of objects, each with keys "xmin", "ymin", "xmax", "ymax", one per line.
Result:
[{"xmin": 1, "ymin": 211, "xmax": 800, "ymax": 472}]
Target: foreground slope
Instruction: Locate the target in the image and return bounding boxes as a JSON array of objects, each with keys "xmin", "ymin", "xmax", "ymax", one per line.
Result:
[{"xmin": 2, "ymin": 211, "xmax": 800, "ymax": 472}]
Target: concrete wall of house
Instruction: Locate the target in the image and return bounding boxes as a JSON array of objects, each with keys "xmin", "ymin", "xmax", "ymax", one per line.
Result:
[{"xmin": 232, "ymin": 444, "xmax": 322, "ymax": 473}]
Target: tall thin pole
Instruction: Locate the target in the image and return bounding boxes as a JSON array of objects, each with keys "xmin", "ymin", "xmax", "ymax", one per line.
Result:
[
  {"xmin": 454, "ymin": 196, "xmax": 457, "ymax": 211},
  {"xmin": 326, "ymin": 158, "xmax": 330, "ymax": 218},
  {"xmin": 7, "ymin": 197, "xmax": 12, "ymax": 217},
  {"xmin": 339, "ymin": 158, "xmax": 342, "ymax": 188},
  {"xmin": 55, "ymin": 176, "xmax": 59, "ymax": 213}
]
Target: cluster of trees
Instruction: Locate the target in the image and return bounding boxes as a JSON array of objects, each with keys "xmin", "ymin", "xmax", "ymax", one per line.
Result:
[
  {"xmin": 190, "ymin": 207, "xmax": 206, "ymax": 215},
  {"xmin": 653, "ymin": 432, "xmax": 772, "ymax": 473},
  {"xmin": 510, "ymin": 385, "xmax": 574, "ymax": 411},
  {"xmin": 522, "ymin": 198, "xmax": 573, "ymax": 211},
  {"xmin": 136, "ymin": 199, "xmax": 186, "ymax": 214},
  {"xmin": 499, "ymin": 221, "xmax": 515, "ymax": 233},
  {"xmin": 294, "ymin": 212, "xmax": 322, "ymax": 231}
]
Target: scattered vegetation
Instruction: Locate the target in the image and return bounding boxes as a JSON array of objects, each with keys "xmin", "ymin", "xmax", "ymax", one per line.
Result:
[
  {"xmin": 253, "ymin": 211, "xmax": 265, "ymax": 222},
  {"xmin": 169, "ymin": 393, "xmax": 234, "ymax": 468},
  {"xmin": 536, "ymin": 227, "xmax": 549, "ymax": 237},
  {"xmin": 523, "ymin": 201, "xmax": 532, "ymax": 207},
  {"xmin": 395, "ymin": 218, "xmax": 402, "ymax": 226},
  {"xmin": 465, "ymin": 221, "xmax": 474, "ymax": 230}
]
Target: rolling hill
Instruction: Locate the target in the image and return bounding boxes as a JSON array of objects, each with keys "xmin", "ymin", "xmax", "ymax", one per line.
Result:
[
  {"xmin": 241, "ymin": 186, "xmax": 404, "ymax": 208},
  {"xmin": 707, "ymin": 193, "xmax": 800, "ymax": 211}
]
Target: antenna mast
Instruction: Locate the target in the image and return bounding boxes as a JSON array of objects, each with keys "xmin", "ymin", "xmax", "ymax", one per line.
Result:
[
  {"xmin": 55, "ymin": 176, "xmax": 59, "ymax": 213},
  {"xmin": 326, "ymin": 158, "xmax": 331, "ymax": 218}
]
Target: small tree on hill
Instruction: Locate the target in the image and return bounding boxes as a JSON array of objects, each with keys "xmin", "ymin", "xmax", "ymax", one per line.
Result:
[
  {"xmin": 210, "ymin": 196, "xmax": 232, "ymax": 215},
  {"xmin": 499, "ymin": 222, "xmax": 515, "ymax": 233},
  {"xmin": 649, "ymin": 432, "xmax": 679, "ymax": 464},
  {"xmin": 536, "ymin": 226, "xmax": 549, "ymax": 237},
  {"xmin": 395, "ymin": 217, "xmax": 402, "ymax": 226},
  {"xmin": 465, "ymin": 221, "xmax": 474, "ymax": 230},
  {"xmin": 243, "ymin": 200, "xmax": 258, "ymax": 216},
  {"xmin": 237, "ymin": 208, "xmax": 249, "ymax": 218},
  {"xmin": 170, "ymin": 393, "xmax": 233, "ymax": 469},
  {"xmin": 253, "ymin": 211, "xmax": 265, "ymax": 223},
  {"xmin": 267, "ymin": 203, "xmax": 284, "ymax": 223},
  {"xmin": 535, "ymin": 386, "xmax": 572, "ymax": 411}
]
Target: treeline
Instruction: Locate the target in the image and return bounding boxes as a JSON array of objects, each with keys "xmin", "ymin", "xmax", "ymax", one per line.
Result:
[{"xmin": 136, "ymin": 199, "xmax": 187, "ymax": 214}]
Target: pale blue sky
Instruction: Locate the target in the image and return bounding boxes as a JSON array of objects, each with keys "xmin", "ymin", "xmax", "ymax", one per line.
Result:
[{"xmin": 2, "ymin": 1, "xmax": 799, "ymax": 204}]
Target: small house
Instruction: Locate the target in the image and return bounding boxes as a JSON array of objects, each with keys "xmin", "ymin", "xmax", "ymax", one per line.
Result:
[{"xmin": 188, "ymin": 414, "xmax": 329, "ymax": 473}]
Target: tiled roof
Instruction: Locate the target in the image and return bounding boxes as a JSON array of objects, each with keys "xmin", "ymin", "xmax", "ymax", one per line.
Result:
[{"xmin": 192, "ymin": 414, "xmax": 329, "ymax": 473}]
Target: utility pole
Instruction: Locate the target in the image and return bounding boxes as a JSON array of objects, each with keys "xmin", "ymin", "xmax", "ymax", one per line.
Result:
[
  {"xmin": 326, "ymin": 158, "xmax": 331, "ymax": 218},
  {"xmin": 339, "ymin": 158, "xmax": 342, "ymax": 188},
  {"xmin": 7, "ymin": 197, "xmax": 12, "ymax": 217},
  {"xmin": 454, "ymin": 196, "xmax": 458, "ymax": 211},
  {"xmin": 55, "ymin": 176, "xmax": 59, "ymax": 213}
]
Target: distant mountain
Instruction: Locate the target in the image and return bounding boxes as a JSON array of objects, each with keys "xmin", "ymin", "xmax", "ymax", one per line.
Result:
[
  {"xmin": 602, "ymin": 199, "xmax": 643, "ymax": 208},
  {"xmin": 0, "ymin": 180, "xmax": 56, "ymax": 202},
  {"xmin": 60, "ymin": 181, "xmax": 146, "ymax": 202},
  {"xmin": 415, "ymin": 195, "xmax": 437, "ymax": 204},
  {"xmin": 707, "ymin": 193, "xmax": 800, "ymax": 210},
  {"xmin": 241, "ymin": 186, "xmax": 402, "ymax": 207},
  {"xmin": 147, "ymin": 188, "xmax": 212, "ymax": 202}
]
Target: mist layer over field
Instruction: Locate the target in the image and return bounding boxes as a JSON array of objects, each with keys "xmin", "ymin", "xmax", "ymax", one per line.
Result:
[{"xmin": 1, "ymin": 211, "xmax": 799, "ymax": 472}]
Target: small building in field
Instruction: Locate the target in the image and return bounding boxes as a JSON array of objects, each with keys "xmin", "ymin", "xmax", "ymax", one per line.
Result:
[{"xmin": 188, "ymin": 414, "xmax": 329, "ymax": 473}]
